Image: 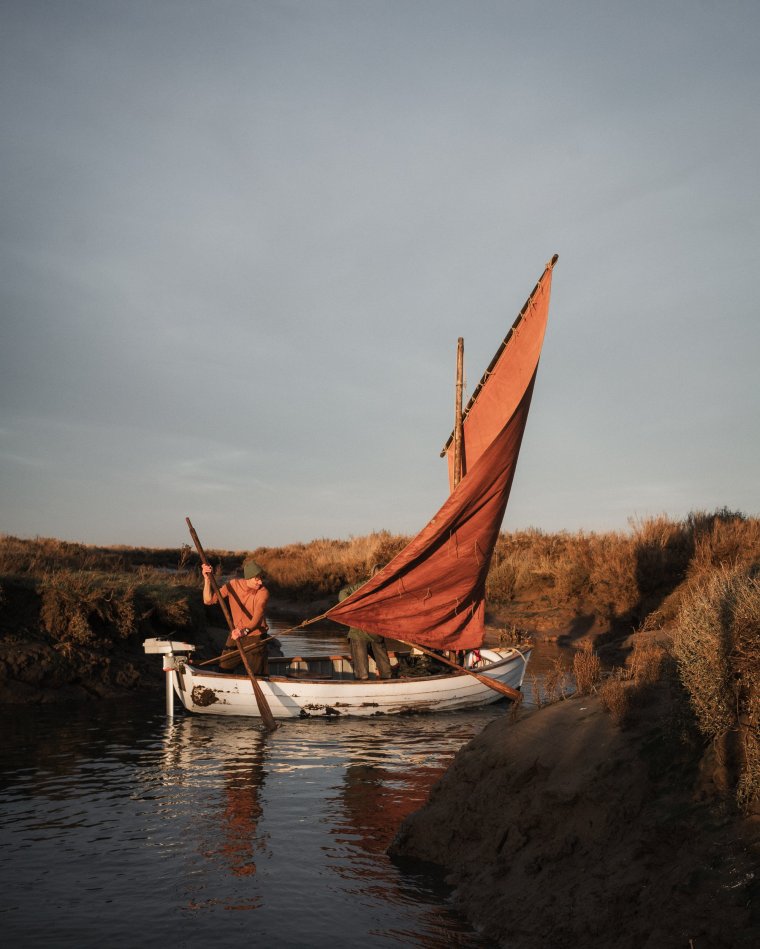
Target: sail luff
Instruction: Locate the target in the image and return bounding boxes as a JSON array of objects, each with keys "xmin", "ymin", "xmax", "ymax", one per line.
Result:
[{"xmin": 440, "ymin": 253, "xmax": 558, "ymax": 459}]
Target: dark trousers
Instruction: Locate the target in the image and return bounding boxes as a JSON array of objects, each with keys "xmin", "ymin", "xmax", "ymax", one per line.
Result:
[
  {"xmin": 220, "ymin": 632, "xmax": 268, "ymax": 676},
  {"xmin": 349, "ymin": 635, "xmax": 391, "ymax": 680}
]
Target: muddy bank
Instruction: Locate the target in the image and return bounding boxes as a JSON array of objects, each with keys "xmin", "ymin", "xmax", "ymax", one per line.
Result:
[
  {"xmin": 0, "ymin": 574, "xmax": 214, "ymax": 705},
  {"xmin": 389, "ymin": 682, "xmax": 759, "ymax": 948}
]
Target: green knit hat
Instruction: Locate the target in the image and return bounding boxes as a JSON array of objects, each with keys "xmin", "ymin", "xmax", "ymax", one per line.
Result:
[{"xmin": 243, "ymin": 559, "xmax": 264, "ymax": 579}]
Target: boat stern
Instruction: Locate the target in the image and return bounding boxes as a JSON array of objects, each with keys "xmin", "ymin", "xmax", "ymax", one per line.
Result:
[{"xmin": 143, "ymin": 637, "xmax": 197, "ymax": 716}]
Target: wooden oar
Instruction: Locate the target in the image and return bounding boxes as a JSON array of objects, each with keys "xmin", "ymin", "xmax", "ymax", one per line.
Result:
[
  {"xmin": 396, "ymin": 638, "xmax": 523, "ymax": 703},
  {"xmin": 186, "ymin": 517, "xmax": 278, "ymax": 732}
]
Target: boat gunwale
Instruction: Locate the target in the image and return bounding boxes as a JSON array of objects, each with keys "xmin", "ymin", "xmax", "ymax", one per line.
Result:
[{"xmin": 179, "ymin": 646, "xmax": 531, "ymax": 687}]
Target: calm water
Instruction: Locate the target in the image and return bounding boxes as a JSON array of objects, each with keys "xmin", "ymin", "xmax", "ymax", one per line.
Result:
[{"xmin": 0, "ymin": 625, "xmax": 555, "ymax": 948}]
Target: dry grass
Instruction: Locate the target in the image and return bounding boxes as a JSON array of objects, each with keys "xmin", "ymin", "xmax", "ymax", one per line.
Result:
[
  {"xmin": 3, "ymin": 509, "xmax": 758, "ymax": 612},
  {"xmin": 485, "ymin": 560, "xmax": 521, "ymax": 602},
  {"xmin": 487, "ymin": 510, "xmax": 759, "ymax": 624},
  {"xmin": 38, "ymin": 571, "xmax": 139, "ymax": 648},
  {"xmin": 687, "ymin": 511, "xmax": 760, "ymax": 580},
  {"xmin": 0, "ymin": 535, "xmax": 206, "ymax": 580},
  {"xmin": 527, "ymin": 671, "xmax": 544, "ymax": 709},
  {"xmin": 599, "ymin": 671, "xmax": 631, "ymax": 726},
  {"xmin": 250, "ymin": 530, "xmax": 409, "ymax": 599},
  {"xmin": 27, "ymin": 567, "xmax": 203, "ymax": 654},
  {"xmin": 595, "ymin": 639, "xmax": 667, "ymax": 729},
  {"xmin": 628, "ymin": 639, "xmax": 666, "ymax": 685},
  {"xmin": 671, "ymin": 566, "xmax": 760, "ymax": 813},
  {"xmin": 497, "ymin": 623, "xmax": 527, "ymax": 647},
  {"xmin": 573, "ymin": 641, "xmax": 602, "ymax": 695},
  {"xmin": 543, "ymin": 656, "xmax": 570, "ymax": 703}
]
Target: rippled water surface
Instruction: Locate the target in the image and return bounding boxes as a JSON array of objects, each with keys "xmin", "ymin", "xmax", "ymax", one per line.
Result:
[{"xmin": 0, "ymin": 626, "xmax": 558, "ymax": 948}]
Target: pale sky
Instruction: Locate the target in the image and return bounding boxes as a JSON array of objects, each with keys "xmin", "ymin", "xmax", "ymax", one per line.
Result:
[{"xmin": 1, "ymin": 0, "xmax": 758, "ymax": 549}]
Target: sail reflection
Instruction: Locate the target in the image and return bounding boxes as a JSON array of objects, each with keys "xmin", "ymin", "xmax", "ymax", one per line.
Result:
[
  {"xmin": 334, "ymin": 758, "xmax": 448, "ymax": 857},
  {"xmin": 325, "ymin": 715, "xmax": 492, "ymax": 861},
  {"xmin": 322, "ymin": 717, "xmax": 496, "ymax": 948}
]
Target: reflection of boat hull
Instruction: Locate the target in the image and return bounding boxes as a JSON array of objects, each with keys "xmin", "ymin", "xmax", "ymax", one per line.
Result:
[{"xmin": 171, "ymin": 648, "xmax": 530, "ymax": 719}]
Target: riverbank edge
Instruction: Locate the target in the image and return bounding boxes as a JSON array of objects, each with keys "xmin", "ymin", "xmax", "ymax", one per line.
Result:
[{"xmin": 388, "ymin": 681, "xmax": 760, "ymax": 948}]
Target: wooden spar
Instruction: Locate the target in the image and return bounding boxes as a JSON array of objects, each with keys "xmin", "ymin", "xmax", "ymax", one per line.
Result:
[
  {"xmin": 199, "ymin": 637, "xmax": 269, "ymax": 667},
  {"xmin": 199, "ymin": 610, "xmax": 335, "ymax": 666},
  {"xmin": 395, "ymin": 638, "xmax": 523, "ymax": 703},
  {"xmin": 440, "ymin": 253, "xmax": 558, "ymax": 457},
  {"xmin": 186, "ymin": 517, "xmax": 278, "ymax": 731},
  {"xmin": 452, "ymin": 336, "xmax": 464, "ymax": 488}
]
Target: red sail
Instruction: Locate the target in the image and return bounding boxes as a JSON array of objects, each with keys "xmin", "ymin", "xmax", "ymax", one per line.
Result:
[
  {"xmin": 326, "ymin": 258, "xmax": 557, "ymax": 651},
  {"xmin": 445, "ymin": 257, "xmax": 555, "ymax": 490}
]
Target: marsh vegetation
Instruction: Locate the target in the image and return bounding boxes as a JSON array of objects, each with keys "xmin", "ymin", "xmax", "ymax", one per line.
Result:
[{"xmin": 0, "ymin": 508, "xmax": 757, "ymax": 812}]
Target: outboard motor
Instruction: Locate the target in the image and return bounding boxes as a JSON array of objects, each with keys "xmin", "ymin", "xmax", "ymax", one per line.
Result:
[{"xmin": 143, "ymin": 638, "xmax": 197, "ymax": 717}]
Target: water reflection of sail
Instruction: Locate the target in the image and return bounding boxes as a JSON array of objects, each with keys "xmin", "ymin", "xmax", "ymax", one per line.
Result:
[
  {"xmin": 336, "ymin": 760, "xmax": 449, "ymax": 856},
  {"xmin": 328, "ymin": 721, "xmax": 474, "ymax": 858},
  {"xmin": 327, "ymin": 721, "xmax": 486, "ymax": 948}
]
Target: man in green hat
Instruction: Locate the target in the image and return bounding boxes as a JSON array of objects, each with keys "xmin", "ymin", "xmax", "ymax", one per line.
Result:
[{"xmin": 202, "ymin": 557, "xmax": 270, "ymax": 674}]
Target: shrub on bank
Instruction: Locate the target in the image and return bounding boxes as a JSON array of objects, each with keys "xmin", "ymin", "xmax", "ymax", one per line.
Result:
[
  {"xmin": 671, "ymin": 566, "xmax": 760, "ymax": 814},
  {"xmin": 573, "ymin": 641, "xmax": 601, "ymax": 695},
  {"xmin": 39, "ymin": 571, "xmax": 137, "ymax": 649},
  {"xmin": 22, "ymin": 569, "xmax": 205, "ymax": 656}
]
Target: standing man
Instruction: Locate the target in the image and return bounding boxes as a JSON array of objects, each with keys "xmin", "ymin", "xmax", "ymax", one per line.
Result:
[
  {"xmin": 338, "ymin": 564, "xmax": 391, "ymax": 680},
  {"xmin": 202, "ymin": 558, "xmax": 270, "ymax": 675}
]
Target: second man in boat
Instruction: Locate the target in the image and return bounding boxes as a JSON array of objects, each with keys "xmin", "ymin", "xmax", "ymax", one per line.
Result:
[{"xmin": 338, "ymin": 564, "xmax": 392, "ymax": 681}]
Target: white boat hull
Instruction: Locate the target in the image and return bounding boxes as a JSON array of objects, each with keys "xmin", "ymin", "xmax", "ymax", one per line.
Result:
[{"xmin": 166, "ymin": 647, "xmax": 530, "ymax": 719}]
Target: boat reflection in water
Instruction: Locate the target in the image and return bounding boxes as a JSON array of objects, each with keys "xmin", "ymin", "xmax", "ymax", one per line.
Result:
[
  {"xmin": 0, "ymin": 625, "xmax": 549, "ymax": 946},
  {"xmin": 157, "ymin": 716, "xmax": 271, "ymax": 903},
  {"xmin": 148, "ymin": 697, "xmax": 503, "ymax": 944}
]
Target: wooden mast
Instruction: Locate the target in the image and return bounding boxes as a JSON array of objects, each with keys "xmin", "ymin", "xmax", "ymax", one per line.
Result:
[{"xmin": 452, "ymin": 336, "xmax": 464, "ymax": 488}]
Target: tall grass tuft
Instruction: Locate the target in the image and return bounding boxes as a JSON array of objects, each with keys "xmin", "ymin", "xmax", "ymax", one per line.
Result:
[
  {"xmin": 573, "ymin": 641, "xmax": 601, "ymax": 695},
  {"xmin": 671, "ymin": 566, "xmax": 760, "ymax": 814},
  {"xmin": 543, "ymin": 656, "xmax": 570, "ymax": 702},
  {"xmin": 599, "ymin": 671, "xmax": 631, "ymax": 726},
  {"xmin": 628, "ymin": 639, "xmax": 666, "ymax": 685}
]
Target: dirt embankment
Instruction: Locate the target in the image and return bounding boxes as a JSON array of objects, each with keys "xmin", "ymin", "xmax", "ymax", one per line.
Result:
[
  {"xmin": 0, "ymin": 574, "xmax": 215, "ymax": 704},
  {"xmin": 0, "ymin": 576, "xmax": 339, "ymax": 705},
  {"xmin": 389, "ymin": 682, "xmax": 759, "ymax": 948}
]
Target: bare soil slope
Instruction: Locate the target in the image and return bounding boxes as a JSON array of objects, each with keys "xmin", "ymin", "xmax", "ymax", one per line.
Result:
[{"xmin": 390, "ymin": 684, "xmax": 759, "ymax": 948}]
